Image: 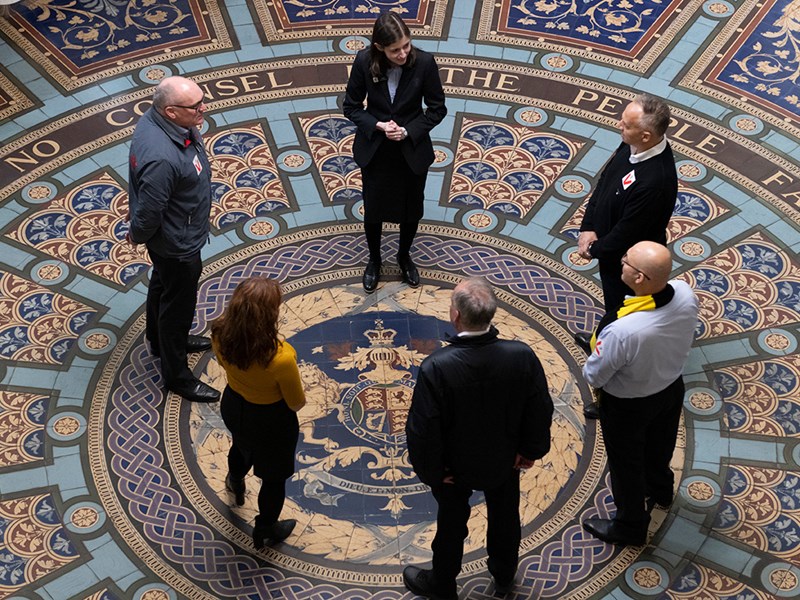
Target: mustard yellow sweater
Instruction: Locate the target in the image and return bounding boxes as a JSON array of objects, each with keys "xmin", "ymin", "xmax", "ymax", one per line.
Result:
[{"xmin": 213, "ymin": 339, "xmax": 306, "ymax": 411}]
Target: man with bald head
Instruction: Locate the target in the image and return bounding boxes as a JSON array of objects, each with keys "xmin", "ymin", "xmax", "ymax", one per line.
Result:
[
  {"xmin": 581, "ymin": 241, "xmax": 697, "ymax": 546},
  {"xmin": 127, "ymin": 76, "xmax": 219, "ymax": 403}
]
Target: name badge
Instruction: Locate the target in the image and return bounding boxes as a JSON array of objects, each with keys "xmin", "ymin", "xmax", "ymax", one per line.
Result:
[
  {"xmin": 622, "ymin": 169, "xmax": 636, "ymax": 189},
  {"xmin": 193, "ymin": 154, "xmax": 203, "ymax": 175}
]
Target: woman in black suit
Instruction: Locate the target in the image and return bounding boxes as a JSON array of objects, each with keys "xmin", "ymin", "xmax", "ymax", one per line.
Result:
[{"xmin": 343, "ymin": 12, "xmax": 447, "ymax": 293}]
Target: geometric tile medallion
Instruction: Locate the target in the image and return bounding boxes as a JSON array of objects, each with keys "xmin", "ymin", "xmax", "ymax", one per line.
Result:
[
  {"xmin": 5, "ymin": 173, "xmax": 149, "ymax": 287},
  {"xmin": 208, "ymin": 124, "xmax": 292, "ymax": 229},
  {"xmin": 300, "ymin": 115, "xmax": 361, "ymax": 206},
  {"xmin": 249, "ymin": 0, "xmax": 447, "ymax": 42},
  {"xmin": 717, "ymin": 354, "xmax": 800, "ymax": 437},
  {"xmin": 0, "ymin": 392, "xmax": 48, "ymax": 468},
  {"xmin": 683, "ymin": 0, "xmax": 800, "ymax": 130},
  {"xmin": 715, "ymin": 465, "xmax": 800, "ymax": 565},
  {"xmin": 90, "ymin": 225, "xmax": 627, "ymax": 599},
  {"xmin": 664, "ymin": 561, "xmax": 779, "ymax": 599},
  {"xmin": 0, "ymin": 0, "xmax": 233, "ymax": 90},
  {"xmin": 449, "ymin": 117, "xmax": 584, "ymax": 220},
  {"xmin": 476, "ymin": 0, "xmax": 699, "ymax": 70},
  {"xmin": 0, "ymin": 271, "xmax": 95, "ymax": 365},
  {"xmin": 0, "ymin": 493, "xmax": 79, "ymax": 598},
  {"xmin": 679, "ymin": 231, "xmax": 800, "ymax": 340}
]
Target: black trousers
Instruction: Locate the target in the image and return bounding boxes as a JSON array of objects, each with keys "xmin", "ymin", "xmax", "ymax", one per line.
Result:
[
  {"xmin": 431, "ymin": 471, "xmax": 521, "ymax": 596},
  {"xmin": 598, "ymin": 258, "xmax": 634, "ymax": 314},
  {"xmin": 146, "ymin": 249, "xmax": 202, "ymax": 388},
  {"xmin": 221, "ymin": 386, "xmax": 299, "ymax": 527},
  {"xmin": 599, "ymin": 376, "xmax": 684, "ymax": 530}
]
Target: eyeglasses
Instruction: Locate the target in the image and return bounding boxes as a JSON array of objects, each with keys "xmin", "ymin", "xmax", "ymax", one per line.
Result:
[
  {"xmin": 621, "ymin": 253, "xmax": 650, "ymax": 280},
  {"xmin": 170, "ymin": 99, "xmax": 205, "ymax": 113}
]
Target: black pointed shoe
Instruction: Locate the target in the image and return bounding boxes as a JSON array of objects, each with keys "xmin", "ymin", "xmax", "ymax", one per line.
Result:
[
  {"xmin": 186, "ymin": 334, "xmax": 212, "ymax": 353},
  {"xmin": 583, "ymin": 402, "xmax": 600, "ymax": 420},
  {"xmin": 402, "ymin": 566, "xmax": 457, "ymax": 600},
  {"xmin": 573, "ymin": 332, "xmax": 592, "ymax": 355},
  {"xmin": 167, "ymin": 378, "xmax": 220, "ymax": 403},
  {"xmin": 397, "ymin": 255, "xmax": 420, "ymax": 287},
  {"xmin": 582, "ymin": 517, "xmax": 647, "ymax": 546},
  {"xmin": 362, "ymin": 260, "xmax": 381, "ymax": 293},
  {"xmin": 253, "ymin": 518, "xmax": 296, "ymax": 549},
  {"xmin": 225, "ymin": 473, "xmax": 246, "ymax": 506}
]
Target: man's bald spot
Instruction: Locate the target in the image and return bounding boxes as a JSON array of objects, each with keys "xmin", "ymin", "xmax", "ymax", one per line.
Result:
[
  {"xmin": 628, "ymin": 241, "xmax": 672, "ymax": 284},
  {"xmin": 153, "ymin": 76, "xmax": 201, "ymax": 111}
]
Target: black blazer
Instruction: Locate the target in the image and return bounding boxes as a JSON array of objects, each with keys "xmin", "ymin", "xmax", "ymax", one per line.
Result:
[{"xmin": 343, "ymin": 48, "xmax": 447, "ymax": 175}]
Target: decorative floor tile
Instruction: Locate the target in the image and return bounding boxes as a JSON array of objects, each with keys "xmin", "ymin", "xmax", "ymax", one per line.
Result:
[
  {"xmin": 6, "ymin": 173, "xmax": 148, "ymax": 286},
  {"xmin": 664, "ymin": 562, "xmax": 778, "ymax": 599},
  {"xmin": 717, "ymin": 355, "xmax": 800, "ymax": 437},
  {"xmin": 0, "ymin": 493, "xmax": 79, "ymax": 598},
  {"xmin": 0, "ymin": 391, "xmax": 48, "ymax": 468},
  {"xmin": 0, "ymin": 0, "xmax": 233, "ymax": 89},
  {"xmin": 0, "ymin": 271, "xmax": 95, "ymax": 364}
]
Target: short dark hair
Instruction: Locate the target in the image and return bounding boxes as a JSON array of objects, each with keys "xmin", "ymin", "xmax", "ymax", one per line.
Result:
[
  {"xmin": 634, "ymin": 93, "xmax": 671, "ymax": 138},
  {"xmin": 369, "ymin": 12, "xmax": 416, "ymax": 79},
  {"xmin": 452, "ymin": 277, "xmax": 497, "ymax": 329}
]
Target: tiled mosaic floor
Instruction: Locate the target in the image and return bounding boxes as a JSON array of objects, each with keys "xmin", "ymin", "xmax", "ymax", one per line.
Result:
[{"xmin": 1, "ymin": 0, "xmax": 799, "ymax": 598}]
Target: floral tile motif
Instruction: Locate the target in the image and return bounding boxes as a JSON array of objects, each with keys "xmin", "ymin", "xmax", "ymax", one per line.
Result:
[
  {"xmin": 714, "ymin": 465, "xmax": 800, "ymax": 565},
  {"xmin": 301, "ymin": 115, "xmax": 362, "ymax": 206},
  {"xmin": 0, "ymin": 392, "xmax": 48, "ymax": 468},
  {"xmin": 207, "ymin": 124, "xmax": 291, "ymax": 229},
  {"xmin": 6, "ymin": 173, "xmax": 148, "ymax": 287},
  {"xmin": 664, "ymin": 561, "xmax": 778, "ymax": 599},
  {"xmin": 684, "ymin": 0, "xmax": 800, "ymax": 127},
  {"xmin": 477, "ymin": 0, "xmax": 697, "ymax": 69},
  {"xmin": 249, "ymin": 0, "xmax": 446, "ymax": 42},
  {"xmin": 0, "ymin": 0, "xmax": 232, "ymax": 90},
  {"xmin": 560, "ymin": 186, "xmax": 727, "ymax": 242},
  {"xmin": 679, "ymin": 231, "xmax": 800, "ymax": 340},
  {"xmin": 0, "ymin": 271, "xmax": 95, "ymax": 364},
  {"xmin": 450, "ymin": 118, "xmax": 583, "ymax": 220},
  {"xmin": 716, "ymin": 355, "xmax": 800, "ymax": 437},
  {"xmin": 0, "ymin": 494, "xmax": 79, "ymax": 597}
]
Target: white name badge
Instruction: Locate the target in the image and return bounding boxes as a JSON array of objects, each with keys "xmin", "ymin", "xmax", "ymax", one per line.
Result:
[
  {"xmin": 622, "ymin": 169, "xmax": 636, "ymax": 189},
  {"xmin": 193, "ymin": 154, "xmax": 203, "ymax": 175}
]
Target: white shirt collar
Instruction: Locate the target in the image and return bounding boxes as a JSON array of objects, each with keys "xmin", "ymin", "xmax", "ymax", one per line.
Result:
[
  {"xmin": 457, "ymin": 326, "xmax": 491, "ymax": 337},
  {"xmin": 629, "ymin": 136, "xmax": 668, "ymax": 164}
]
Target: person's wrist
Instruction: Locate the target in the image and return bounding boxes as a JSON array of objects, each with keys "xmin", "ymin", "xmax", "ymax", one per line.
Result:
[{"xmin": 401, "ymin": 127, "xmax": 408, "ymax": 139}]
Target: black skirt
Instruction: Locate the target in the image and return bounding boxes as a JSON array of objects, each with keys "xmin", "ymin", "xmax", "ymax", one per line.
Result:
[
  {"xmin": 220, "ymin": 385, "xmax": 299, "ymax": 482},
  {"xmin": 362, "ymin": 139, "xmax": 428, "ymax": 223}
]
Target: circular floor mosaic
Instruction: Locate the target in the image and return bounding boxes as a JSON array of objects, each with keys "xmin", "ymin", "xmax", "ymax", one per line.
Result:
[{"xmin": 87, "ymin": 225, "xmax": 685, "ymax": 598}]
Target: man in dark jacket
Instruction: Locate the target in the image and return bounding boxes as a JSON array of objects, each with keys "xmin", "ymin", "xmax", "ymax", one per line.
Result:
[
  {"xmin": 574, "ymin": 93, "xmax": 677, "ymax": 419},
  {"xmin": 403, "ymin": 277, "xmax": 554, "ymax": 599},
  {"xmin": 127, "ymin": 76, "xmax": 219, "ymax": 403}
]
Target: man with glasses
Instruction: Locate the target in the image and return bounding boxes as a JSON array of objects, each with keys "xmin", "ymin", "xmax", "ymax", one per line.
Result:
[
  {"xmin": 573, "ymin": 93, "xmax": 677, "ymax": 418},
  {"xmin": 581, "ymin": 241, "xmax": 697, "ymax": 546},
  {"xmin": 127, "ymin": 76, "xmax": 219, "ymax": 403}
]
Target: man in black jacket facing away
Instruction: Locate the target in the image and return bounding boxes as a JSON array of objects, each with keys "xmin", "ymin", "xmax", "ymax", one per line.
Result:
[{"xmin": 404, "ymin": 277, "xmax": 554, "ymax": 599}]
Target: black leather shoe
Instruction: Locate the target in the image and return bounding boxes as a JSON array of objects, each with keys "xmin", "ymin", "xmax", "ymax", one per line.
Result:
[
  {"xmin": 186, "ymin": 334, "xmax": 212, "ymax": 353},
  {"xmin": 225, "ymin": 473, "xmax": 246, "ymax": 506},
  {"xmin": 362, "ymin": 260, "xmax": 381, "ymax": 293},
  {"xmin": 574, "ymin": 332, "xmax": 592, "ymax": 355},
  {"xmin": 582, "ymin": 517, "xmax": 647, "ymax": 546},
  {"xmin": 402, "ymin": 566, "xmax": 457, "ymax": 600},
  {"xmin": 646, "ymin": 495, "xmax": 673, "ymax": 512},
  {"xmin": 253, "ymin": 519, "xmax": 296, "ymax": 549},
  {"xmin": 583, "ymin": 403, "xmax": 600, "ymax": 420},
  {"xmin": 397, "ymin": 255, "xmax": 420, "ymax": 287},
  {"xmin": 167, "ymin": 379, "xmax": 221, "ymax": 403}
]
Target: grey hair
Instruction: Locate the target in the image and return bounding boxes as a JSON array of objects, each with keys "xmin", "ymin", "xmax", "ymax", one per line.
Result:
[
  {"xmin": 452, "ymin": 276, "xmax": 497, "ymax": 329},
  {"xmin": 634, "ymin": 93, "xmax": 671, "ymax": 137}
]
